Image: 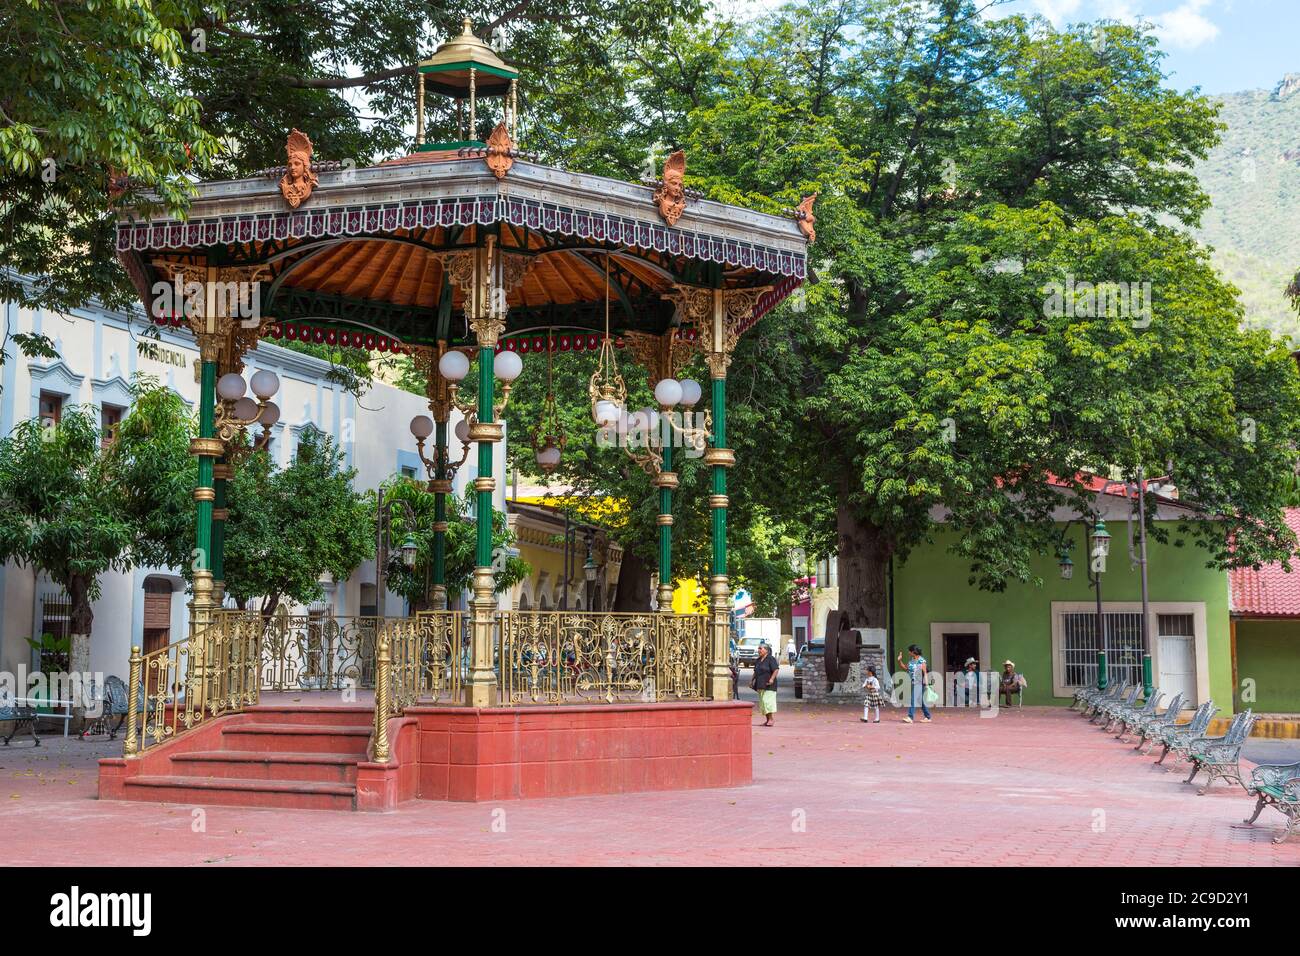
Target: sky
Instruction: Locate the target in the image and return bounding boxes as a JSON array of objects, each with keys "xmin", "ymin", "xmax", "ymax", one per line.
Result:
[
  {"xmin": 724, "ymin": 0, "xmax": 1299, "ymax": 95},
  {"xmin": 1005, "ymin": 0, "xmax": 1298, "ymax": 94}
]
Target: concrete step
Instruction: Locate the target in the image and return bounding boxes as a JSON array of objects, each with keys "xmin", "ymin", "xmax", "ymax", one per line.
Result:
[
  {"xmin": 170, "ymin": 750, "xmax": 361, "ymax": 784},
  {"xmin": 240, "ymin": 705, "xmax": 373, "ymax": 728},
  {"xmin": 221, "ymin": 722, "xmax": 372, "ymax": 755},
  {"xmin": 121, "ymin": 774, "xmax": 356, "ymax": 811}
]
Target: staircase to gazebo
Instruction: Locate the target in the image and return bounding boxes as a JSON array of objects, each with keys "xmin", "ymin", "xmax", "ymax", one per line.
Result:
[
  {"xmin": 103, "ymin": 704, "xmax": 373, "ymax": 811},
  {"xmin": 98, "ymin": 609, "xmax": 752, "ymax": 811}
]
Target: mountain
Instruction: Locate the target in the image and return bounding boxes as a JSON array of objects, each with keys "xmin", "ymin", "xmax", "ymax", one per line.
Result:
[{"xmin": 1194, "ymin": 75, "xmax": 1300, "ymax": 341}]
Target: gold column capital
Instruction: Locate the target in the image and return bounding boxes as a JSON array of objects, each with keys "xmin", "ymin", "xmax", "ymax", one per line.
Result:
[{"xmin": 702, "ymin": 447, "xmax": 735, "ymax": 468}]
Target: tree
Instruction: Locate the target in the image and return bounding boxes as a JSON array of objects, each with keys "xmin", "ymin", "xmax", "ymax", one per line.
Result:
[
  {"xmin": 0, "ymin": 378, "xmax": 194, "ymax": 679},
  {"xmin": 503, "ymin": 1, "xmax": 1300, "ymax": 623},
  {"xmin": 2, "ymin": 1, "xmax": 704, "ymax": 319},
  {"xmin": 379, "ymin": 476, "xmax": 527, "ymax": 610},
  {"xmin": 0, "ymin": 0, "xmax": 222, "ymax": 314},
  {"xmin": 223, "ymin": 430, "xmax": 373, "ymax": 614}
]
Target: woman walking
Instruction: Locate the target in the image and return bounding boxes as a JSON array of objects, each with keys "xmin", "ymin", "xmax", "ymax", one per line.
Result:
[{"xmin": 752, "ymin": 642, "xmax": 779, "ymax": 727}]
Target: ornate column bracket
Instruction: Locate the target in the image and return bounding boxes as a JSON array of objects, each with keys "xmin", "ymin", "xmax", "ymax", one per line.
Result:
[
  {"xmin": 443, "ymin": 242, "xmax": 533, "ymax": 348},
  {"xmin": 622, "ymin": 329, "xmax": 699, "ymax": 389},
  {"xmin": 665, "ymin": 284, "xmax": 767, "ymax": 379},
  {"xmin": 152, "ymin": 262, "xmax": 274, "ymax": 365}
]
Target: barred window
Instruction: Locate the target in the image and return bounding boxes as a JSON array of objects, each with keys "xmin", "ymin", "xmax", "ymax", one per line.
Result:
[{"xmin": 1061, "ymin": 611, "xmax": 1146, "ymax": 689}]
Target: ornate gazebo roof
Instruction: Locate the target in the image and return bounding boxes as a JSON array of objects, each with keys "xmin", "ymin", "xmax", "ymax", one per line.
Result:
[{"xmin": 116, "ymin": 141, "xmax": 811, "ymax": 355}]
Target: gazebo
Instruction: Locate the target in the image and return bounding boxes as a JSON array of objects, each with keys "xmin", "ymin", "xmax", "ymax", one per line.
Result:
[{"xmin": 102, "ymin": 21, "xmax": 812, "ymax": 807}]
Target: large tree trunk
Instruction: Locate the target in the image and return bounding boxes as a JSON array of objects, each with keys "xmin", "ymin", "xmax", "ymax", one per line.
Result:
[
  {"xmin": 613, "ymin": 550, "xmax": 654, "ymax": 611},
  {"xmin": 835, "ymin": 477, "xmax": 892, "ymax": 633},
  {"xmin": 66, "ymin": 574, "xmax": 94, "ymax": 724}
]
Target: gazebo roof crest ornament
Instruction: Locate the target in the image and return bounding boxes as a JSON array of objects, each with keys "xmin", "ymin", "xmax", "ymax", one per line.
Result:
[
  {"xmin": 653, "ymin": 149, "xmax": 689, "ymax": 226},
  {"xmin": 279, "ymin": 129, "xmax": 319, "ymax": 208}
]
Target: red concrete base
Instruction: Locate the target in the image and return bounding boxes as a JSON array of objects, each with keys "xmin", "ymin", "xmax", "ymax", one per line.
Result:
[
  {"xmin": 408, "ymin": 700, "xmax": 753, "ymax": 803},
  {"xmin": 99, "ymin": 700, "xmax": 753, "ymax": 811}
]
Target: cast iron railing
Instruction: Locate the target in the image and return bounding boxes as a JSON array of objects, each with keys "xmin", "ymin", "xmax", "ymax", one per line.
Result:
[{"xmin": 496, "ymin": 611, "xmax": 709, "ymax": 705}]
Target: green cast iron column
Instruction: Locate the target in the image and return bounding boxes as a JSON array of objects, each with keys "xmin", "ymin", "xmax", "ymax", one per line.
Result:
[
  {"xmin": 476, "ymin": 346, "xmax": 495, "ymax": 567},
  {"xmin": 433, "ymin": 418, "xmax": 448, "ymax": 589},
  {"xmin": 658, "ymin": 428, "xmax": 673, "ymax": 609},
  {"xmin": 195, "ymin": 360, "xmax": 217, "ymax": 570},
  {"xmin": 710, "ymin": 376, "xmax": 727, "ymax": 577},
  {"xmin": 211, "ymin": 458, "xmax": 226, "ymax": 593}
]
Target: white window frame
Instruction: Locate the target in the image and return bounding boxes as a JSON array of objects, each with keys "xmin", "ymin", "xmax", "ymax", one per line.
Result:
[{"xmin": 1050, "ymin": 601, "xmax": 1209, "ymax": 702}]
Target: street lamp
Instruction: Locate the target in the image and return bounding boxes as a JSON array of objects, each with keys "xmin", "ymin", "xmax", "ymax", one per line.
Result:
[
  {"xmin": 215, "ymin": 369, "xmax": 281, "ymax": 455},
  {"xmin": 1094, "ymin": 474, "xmax": 1154, "ymax": 699},
  {"xmin": 1090, "ymin": 519, "xmax": 1112, "ymax": 559},
  {"xmin": 1059, "ymin": 516, "xmax": 1108, "ymax": 692},
  {"xmin": 374, "ymin": 488, "xmax": 420, "ymax": 617},
  {"xmin": 583, "ymin": 532, "xmax": 597, "ymax": 610}
]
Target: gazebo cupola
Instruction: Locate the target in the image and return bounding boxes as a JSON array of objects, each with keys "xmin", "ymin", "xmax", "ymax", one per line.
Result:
[{"xmin": 416, "ymin": 17, "xmax": 520, "ymax": 150}]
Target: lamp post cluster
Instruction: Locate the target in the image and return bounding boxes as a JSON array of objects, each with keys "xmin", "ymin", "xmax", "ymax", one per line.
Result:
[
  {"xmin": 393, "ymin": 344, "xmax": 523, "ymax": 612},
  {"xmin": 211, "ymin": 368, "xmax": 283, "ymax": 610}
]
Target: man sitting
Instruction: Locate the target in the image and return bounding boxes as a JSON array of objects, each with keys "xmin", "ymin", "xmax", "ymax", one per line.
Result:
[{"xmin": 1000, "ymin": 660, "xmax": 1027, "ymax": 707}]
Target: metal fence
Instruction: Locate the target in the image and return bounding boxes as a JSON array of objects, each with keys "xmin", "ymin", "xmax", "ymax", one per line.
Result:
[{"xmin": 496, "ymin": 611, "xmax": 709, "ymax": 705}]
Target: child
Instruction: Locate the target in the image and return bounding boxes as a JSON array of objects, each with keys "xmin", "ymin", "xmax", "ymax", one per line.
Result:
[{"xmin": 861, "ymin": 665, "xmax": 884, "ymax": 723}]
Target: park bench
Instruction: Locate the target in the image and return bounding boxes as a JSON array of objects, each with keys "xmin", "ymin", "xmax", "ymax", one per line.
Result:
[
  {"xmin": 1092, "ymin": 684, "xmax": 1141, "ymax": 725},
  {"xmin": 79, "ymin": 676, "xmax": 130, "ymax": 740},
  {"xmin": 1125, "ymin": 691, "xmax": 1183, "ymax": 748},
  {"xmin": 1154, "ymin": 700, "xmax": 1218, "ymax": 765},
  {"xmin": 0, "ymin": 694, "xmax": 39, "ymax": 746},
  {"xmin": 1076, "ymin": 679, "xmax": 1123, "ymax": 713},
  {"xmin": 1081, "ymin": 680, "xmax": 1128, "ymax": 718},
  {"xmin": 1183, "ymin": 710, "xmax": 1257, "ymax": 794},
  {"xmin": 1107, "ymin": 688, "xmax": 1164, "ymax": 737},
  {"xmin": 1240, "ymin": 760, "xmax": 1300, "ymax": 844}
]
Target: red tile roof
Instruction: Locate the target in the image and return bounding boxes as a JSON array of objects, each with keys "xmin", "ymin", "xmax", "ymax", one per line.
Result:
[{"xmin": 1230, "ymin": 507, "xmax": 1300, "ymax": 617}]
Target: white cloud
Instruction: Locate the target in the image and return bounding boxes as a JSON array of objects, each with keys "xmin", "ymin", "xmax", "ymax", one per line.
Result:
[
  {"xmin": 1151, "ymin": 0, "xmax": 1221, "ymax": 49},
  {"xmin": 1031, "ymin": 0, "xmax": 1084, "ymax": 24}
]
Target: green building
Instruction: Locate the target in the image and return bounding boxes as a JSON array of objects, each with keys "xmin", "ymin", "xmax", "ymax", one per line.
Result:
[
  {"xmin": 1229, "ymin": 507, "xmax": 1300, "ymax": 714},
  {"xmin": 891, "ymin": 485, "xmax": 1233, "ymax": 710}
]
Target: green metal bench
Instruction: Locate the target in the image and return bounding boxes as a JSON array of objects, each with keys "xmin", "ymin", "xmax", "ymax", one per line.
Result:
[
  {"xmin": 1079, "ymin": 680, "xmax": 1128, "ymax": 717},
  {"xmin": 1240, "ymin": 760, "xmax": 1300, "ymax": 844},
  {"xmin": 1153, "ymin": 699, "xmax": 1217, "ymax": 765},
  {"xmin": 1183, "ymin": 710, "xmax": 1256, "ymax": 794},
  {"xmin": 1107, "ymin": 687, "xmax": 1163, "ymax": 737},
  {"xmin": 1126, "ymin": 691, "xmax": 1183, "ymax": 750},
  {"xmin": 1093, "ymin": 683, "xmax": 1140, "ymax": 725}
]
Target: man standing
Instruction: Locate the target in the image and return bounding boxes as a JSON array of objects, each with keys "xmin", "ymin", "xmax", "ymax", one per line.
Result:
[{"xmin": 784, "ymin": 637, "xmax": 797, "ymax": 665}]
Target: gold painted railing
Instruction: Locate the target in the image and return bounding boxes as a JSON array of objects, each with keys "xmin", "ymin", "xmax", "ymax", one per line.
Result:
[
  {"xmin": 372, "ymin": 611, "xmax": 464, "ymax": 760},
  {"xmin": 124, "ymin": 611, "xmax": 261, "ymax": 755},
  {"xmin": 260, "ymin": 612, "xmax": 379, "ymax": 692},
  {"xmin": 496, "ymin": 611, "xmax": 709, "ymax": 705}
]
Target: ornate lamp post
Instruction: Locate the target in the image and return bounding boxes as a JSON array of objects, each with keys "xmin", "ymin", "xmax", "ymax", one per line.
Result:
[
  {"xmin": 1094, "ymin": 473, "xmax": 1154, "ymax": 697},
  {"xmin": 213, "ymin": 369, "xmax": 281, "ymax": 608},
  {"xmin": 1060, "ymin": 515, "xmax": 1113, "ymax": 692},
  {"xmin": 589, "ymin": 263, "xmax": 711, "ymax": 612},
  {"xmin": 374, "ymin": 489, "xmax": 419, "ymax": 617}
]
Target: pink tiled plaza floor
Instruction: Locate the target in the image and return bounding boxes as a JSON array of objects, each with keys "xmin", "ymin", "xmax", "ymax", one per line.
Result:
[{"xmin": 4, "ymin": 705, "xmax": 1296, "ymax": 866}]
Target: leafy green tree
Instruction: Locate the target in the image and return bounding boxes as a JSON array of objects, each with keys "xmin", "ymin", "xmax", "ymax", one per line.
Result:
[
  {"xmin": 0, "ymin": 379, "xmax": 195, "ymax": 677},
  {"xmin": 223, "ymin": 430, "xmax": 374, "ymax": 614},
  {"xmin": 1, "ymin": 0, "xmax": 222, "ymax": 313},
  {"xmin": 379, "ymin": 476, "xmax": 527, "ymax": 610},
  {"xmin": 3, "ymin": 1, "xmax": 703, "ymax": 320},
  {"xmin": 505, "ymin": 1, "xmax": 1300, "ymax": 624}
]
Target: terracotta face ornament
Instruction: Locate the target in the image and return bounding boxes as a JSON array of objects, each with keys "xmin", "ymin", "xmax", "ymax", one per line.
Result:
[
  {"xmin": 795, "ymin": 194, "xmax": 817, "ymax": 243},
  {"xmin": 654, "ymin": 149, "xmax": 687, "ymax": 226},
  {"xmin": 279, "ymin": 129, "xmax": 319, "ymax": 208}
]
